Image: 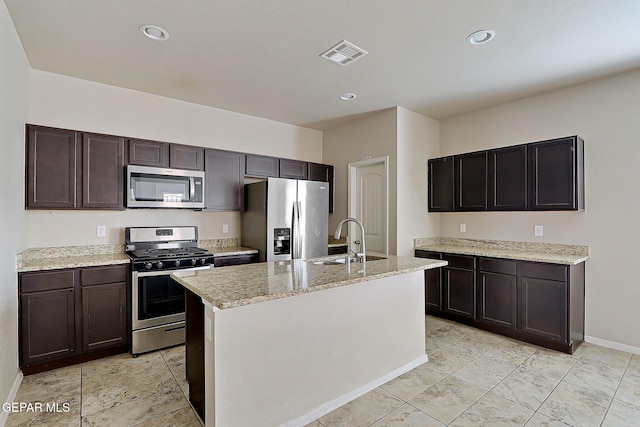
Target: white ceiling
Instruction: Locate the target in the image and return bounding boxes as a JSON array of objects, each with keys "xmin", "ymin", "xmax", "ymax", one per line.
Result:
[{"xmin": 6, "ymin": 0, "xmax": 640, "ymax": 130}]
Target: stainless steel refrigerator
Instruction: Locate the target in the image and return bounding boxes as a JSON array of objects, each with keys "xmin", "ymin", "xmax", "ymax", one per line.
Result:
[{"xmin": 242, "ymin": 177, "xmax": 328, "ymax": 262}]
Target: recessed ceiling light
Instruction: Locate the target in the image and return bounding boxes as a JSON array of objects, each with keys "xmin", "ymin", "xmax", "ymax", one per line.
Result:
[
  {"xmin": 466, "ymin": 29, "xmax": 495, "ymax": 45},
  {"xmin": 340, "ymin": 93, "xmax": 357, "ymax": 101},
  {"xmin": 139, "ymin": 24, "xmax": 170, "ymax": 41}
]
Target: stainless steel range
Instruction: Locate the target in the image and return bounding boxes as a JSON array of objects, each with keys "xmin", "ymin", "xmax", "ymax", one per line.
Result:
[{"xmin": 125, "ymin": 226, "xmax": 214, "ymax": 356}]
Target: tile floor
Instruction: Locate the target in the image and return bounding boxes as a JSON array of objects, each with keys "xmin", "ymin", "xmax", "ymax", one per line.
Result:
[{"xmin": 6, "ymin": 315, "xmax": 640, "ymax": 426}]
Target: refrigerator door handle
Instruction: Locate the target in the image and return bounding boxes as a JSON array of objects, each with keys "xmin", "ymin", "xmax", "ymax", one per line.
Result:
[{"xmin": 292, "ymin": 202, "xmax": 299, "ymax": 259}]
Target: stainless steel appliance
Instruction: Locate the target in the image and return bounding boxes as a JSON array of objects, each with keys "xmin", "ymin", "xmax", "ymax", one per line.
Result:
[
  {"xmin": 127, "ymin": 165, "xmax": 205, "ymax": 209},
  {"xmin": 125, "ymin": 226, "xmax": 214, "ymax": 356},
  {"xmin": 242, "ymin": 177, "xmax": 328, "ymax": 262}
]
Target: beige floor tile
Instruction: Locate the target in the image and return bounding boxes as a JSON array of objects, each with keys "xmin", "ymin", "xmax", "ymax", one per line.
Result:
[
  {"xmin": 563, "ymin": 358, "xmax": 626, "ymax": 397},
  {"xmin": 577, "ymin": 342, "xmax": 632, "ymax": 369},
  {"xmin": 426, "ymin": 324, "xmax": 466, "ymax": 353},
  {"xmin": 131, "ymin": 405, "xmax": 202, "ymax": 427},
  {"xmin": 601, "ymin": 399, "xmax": 640, "ymax": 427},
  {"xmin": 13, "ymin": 365, "xmax": 81, "ymax": 403},
  {"xmin": 81, "ymin": 382, "xmax": 188, "ymax": 427},
  {"xmin": 318, "ymin": 388, "xmax": 403, "ymax": 427},
  {"xmin": 521, "ymin": 347, "xmax": 579, "ymax": 379},
  {"xmin": 485, "ymin": 339, "xmax": 539, "ymax": 365},
  {"xmin": 425, "ymin": 316, "xmax": 452, "ymax": 333},
  {"xmin": 304, "ymin": 421, "xmax": 323, "ymax": 427},
  {"xmin": 161, "ymin": 345, "xmax": 189, "ymax": 396},
  {"xmin": 538, "ymin": 381, "xmax": 611, "ymax": 426},
  {"xmin": 370, "ymin": 403, "xmax": 445, "ymax": 427},
  {"xmin": 452, "ymin": 355, "xmax": 517, "ymax": 390},
  {"xmin": 81, "ymin": 369, "xmax": 178, "ymax": 416},
  {"xmin": 453, "ymin": 334, "xmax": 504, "ymax": 355},
  {"xmin": 449, "ymin": 392, "xmax": 534, "ymax": 426},
  {"xmin": 381, "ymin": 362, "xmax": 447, "ymax": 401},
  {"xmin": 524, "ymin": 412, "xmax": 571, "ymax": 426},
  {"xmin": 491, "ymin": 366, "xmax": 560, "ymax": 411},
  {"xmin": 408, "ymin": 376, "xmax": 485, "ymax": 425},
  {"xmin": 427, "ymin": 344, "xmax": 480, "ymax": 374},
  {"xmin": 615, "ymin": 361, "xmax": 640, "ymax": 406}
]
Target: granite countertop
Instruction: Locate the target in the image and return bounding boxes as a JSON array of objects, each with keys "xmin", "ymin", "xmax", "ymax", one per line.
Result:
[
  {"xmin": 172, "ymin": 255, "xmax": 447, "ymax": 310},
  {"xmin": 414, "ymin": 237, "xmax": 589, "ymax": 265},
  {"xmin": 328, "ymin": 236, "xmax": 348, "ymax": 248},
  {"xmin": 16, "ymin": 239, "xmax": 259, "ymax": 272}
]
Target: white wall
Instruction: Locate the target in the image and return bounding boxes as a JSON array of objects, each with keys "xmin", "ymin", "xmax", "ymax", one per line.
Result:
[
  {"xmin": 0, "ymin": 0, "xmax": 30, "ymax": 413},
  {"xmin": 396, "ymin": 107, "xmax": 440, "ymax": 256},
  {"xmin": 28, "ymin": 71, "xmax": 323, "ymax": 246},
  {"xmin": 323, "ymin": 108, "xmax": 398, "ymax": 254},
  {"xmin": 439, "ymin": 68, "xmax": 640, "ymax": 350}
]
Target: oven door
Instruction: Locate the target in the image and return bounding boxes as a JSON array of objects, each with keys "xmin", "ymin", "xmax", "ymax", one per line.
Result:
[{"xmin": 132, "ymin": 266, "xmax": 209, "ymax": 330}]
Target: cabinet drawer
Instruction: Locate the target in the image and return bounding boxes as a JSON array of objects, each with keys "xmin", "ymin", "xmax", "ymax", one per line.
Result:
[
  {"xmin": 213, "ymin": 255, "xmax": 256, "ymax": 267},
  {"xmin": 415, "ymin": 250, "xmax": 441, "ymax": 259},
  {"xmin": 20, "ymin": 269, "xmax": 75, "ymax": 293},
  {"xmin": 522, "ymin": 262, "xmax": 567, "ymax": 282},
  {"xmin": 81, "ymin": 265, "xmax": 128, "ymax": 286},
  {"xmin": 478, "ymin": 257, "xmax": 517, "ymax": 275},
  {"xmin": 443, "ymin": 254, "xmax": 475, "ymax": 269}
]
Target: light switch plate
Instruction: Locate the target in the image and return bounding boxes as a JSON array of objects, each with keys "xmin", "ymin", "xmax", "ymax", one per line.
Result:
[
  {"xmin": 222, "ymin": 224, "xmax": 229, "ymax": 233},
  {"xmin": 534, "ymin": 225, "xmax": 544, "ymax": 237},
  {"xmin": 459, "ymin": 223, "xmax": 466, "ymax": 232},
  {"xmin": 96, "ymin": 225, "xmax": 106, "ymax": 237}
]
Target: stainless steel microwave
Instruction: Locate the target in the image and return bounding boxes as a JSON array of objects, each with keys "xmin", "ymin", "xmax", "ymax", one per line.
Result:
[{"xmin": 127, "ymin": 165, "xmax": 205, "ymax": 209}]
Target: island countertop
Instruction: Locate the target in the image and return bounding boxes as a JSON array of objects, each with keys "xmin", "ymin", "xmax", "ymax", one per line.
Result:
[{"xmin": 172, "ymin": 255, "xmax": 446, "ymax": 310}]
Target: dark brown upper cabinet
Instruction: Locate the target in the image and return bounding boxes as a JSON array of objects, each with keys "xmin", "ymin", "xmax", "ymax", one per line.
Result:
[
  {"xmin": 82, "ymin": 133, "xmax": 125, "ymax": 209},
  {"xmin": 528, "ymin": 136, "xmax": 584, "ymax": 210},
  {"xmin": 428, "ymin": 135, "xmax": 584, "ymax": 212},
  {"xmin": 455, "ymin": 151, "xmax": 487, "ymax": 211},
  {"xmin": 127, "ymin": 138, "xmax": 170, "ymax": 167},
  {"xmin": 308, "ymin": 162, "xmax": 335, "ymax": 213},
  {"xmin": 26, "ymin": 125, "xmax": 80, "ymax": 209},
  {"xmin": 245, "ymin": 154, "xmax": 279, "ymax": 178},
  {"xmin": 279, "ymin": 159, "xmax": 308, "ymax": 180},
  {"xmin": 488, "ymin": 144, "xmax": 527, "ymax": 211},
  {"xmin": 26, "ymin": 125, "xmax": 125, "ymax": 210},
  {"xmin": 170, "ymin": 144, "xmax": 204, "ymax": 171},
  {"xmin": 428, "ymin": 157, "xmax": 454, "ymax": 212},
  {"xmin": 204, "ymin": 149, "xmax": 245, "ymax": 211}
]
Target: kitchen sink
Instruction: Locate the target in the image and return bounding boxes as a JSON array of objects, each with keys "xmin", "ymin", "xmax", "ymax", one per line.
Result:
[{"xmin": 310, "ymin": 255, "xmax": 387, "ymax": 265}]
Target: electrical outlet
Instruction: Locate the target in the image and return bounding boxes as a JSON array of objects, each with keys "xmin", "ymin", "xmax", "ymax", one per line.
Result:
[
  {"xmin": 222, "ymin": 224, "xmax": 229, "ymax": 234},
  {"xmin": 459, "ymin": 223, "xmax": 466, "ymax": 232},
  {"xmin": 96, "ymin": 225, "xmax": 106, "ymax": 237},
  {"xmin": 534, "ymin": 225, "xmax": 544, "ymax": 237}
]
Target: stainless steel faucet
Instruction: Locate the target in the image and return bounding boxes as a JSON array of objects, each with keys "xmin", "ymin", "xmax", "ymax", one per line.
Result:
[{"xmin": 334, "ymin": 218, "xmax": 366, "ymax": 264}]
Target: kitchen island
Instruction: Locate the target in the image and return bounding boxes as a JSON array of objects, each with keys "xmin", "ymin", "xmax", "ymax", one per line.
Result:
[{"xmin": 172, "ymin": 255, "xmax": 446, "ymax": 427}]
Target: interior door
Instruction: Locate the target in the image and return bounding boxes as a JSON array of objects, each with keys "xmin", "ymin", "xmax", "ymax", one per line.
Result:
[{"xmin": 354, "ymin": 162, "xmax": 387, "ymax": 254}]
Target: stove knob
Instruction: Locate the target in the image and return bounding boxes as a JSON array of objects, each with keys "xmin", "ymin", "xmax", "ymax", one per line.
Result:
[
  {"xmin": 200, "ymin": 258, "xmax": 207, "ymax": 265},
  {"xmin": 144, "ymin": 262, "xmax": 153, "ymax": 270},
  {"xmin": 191, "ymin": 259, "xmax": 197, "ymax": 266},
  {"xmin": 156, "ymin": 261, "xmax": 164, "ymax": 269},
  {"xmin": 174, "ymin": 260, "xmax": 181, "ymax": 267}
]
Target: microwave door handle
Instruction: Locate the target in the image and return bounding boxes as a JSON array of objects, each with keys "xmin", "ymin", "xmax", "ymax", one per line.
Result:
[{"xmin": 189, "ymin": 176, "xmax": 195, "ymax": 202}]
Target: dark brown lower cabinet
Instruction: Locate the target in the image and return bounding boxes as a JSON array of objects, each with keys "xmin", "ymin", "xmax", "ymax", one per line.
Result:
[
  {"xmin": 442, "ymin": 254, "xmax": 476, "ymax": 319},
  {"xmin": 20, "ymin": 287, "xmax": 76, "ymax": 365},
  {"xmin": 477, "ymin": 258, "xmax": 517, "ymax": 330},
  {"xmin": 81, "ymin": 283, "xmax": 127, "ymax": 352},
  {"xmin": 415, "ymin": 250, "xmax": 585, "ymax": 354},
  {"xmin": 19, "ymin": 264, "xmax": 129, "ymax": 374},
  {"xmin": 185, "ymin": 254, "xmax": 258, "ymax": 422}
]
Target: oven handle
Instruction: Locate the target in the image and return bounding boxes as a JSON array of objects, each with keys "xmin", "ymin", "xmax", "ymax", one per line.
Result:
[{"xmin": 134, "ymin": 265, "xmax": 211, "ymax": 278}]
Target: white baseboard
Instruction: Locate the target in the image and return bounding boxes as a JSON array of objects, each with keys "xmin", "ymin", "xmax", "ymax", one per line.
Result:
[
  {"xmin": 0, "ymin": 370, "xmax": 23, "ymax": 427},
  {"xmin": 283, "ymin": 354, "xmax": 429, "ymax": 427},
  {"xmin": 584, "ymin": 335, "xmax": 640, "ymax": 356}
]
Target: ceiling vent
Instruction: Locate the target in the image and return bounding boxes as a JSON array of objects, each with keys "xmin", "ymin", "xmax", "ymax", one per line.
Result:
[{"xmin": 320, "ymin": 40, "xmax": 368, "ymax": 66}]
